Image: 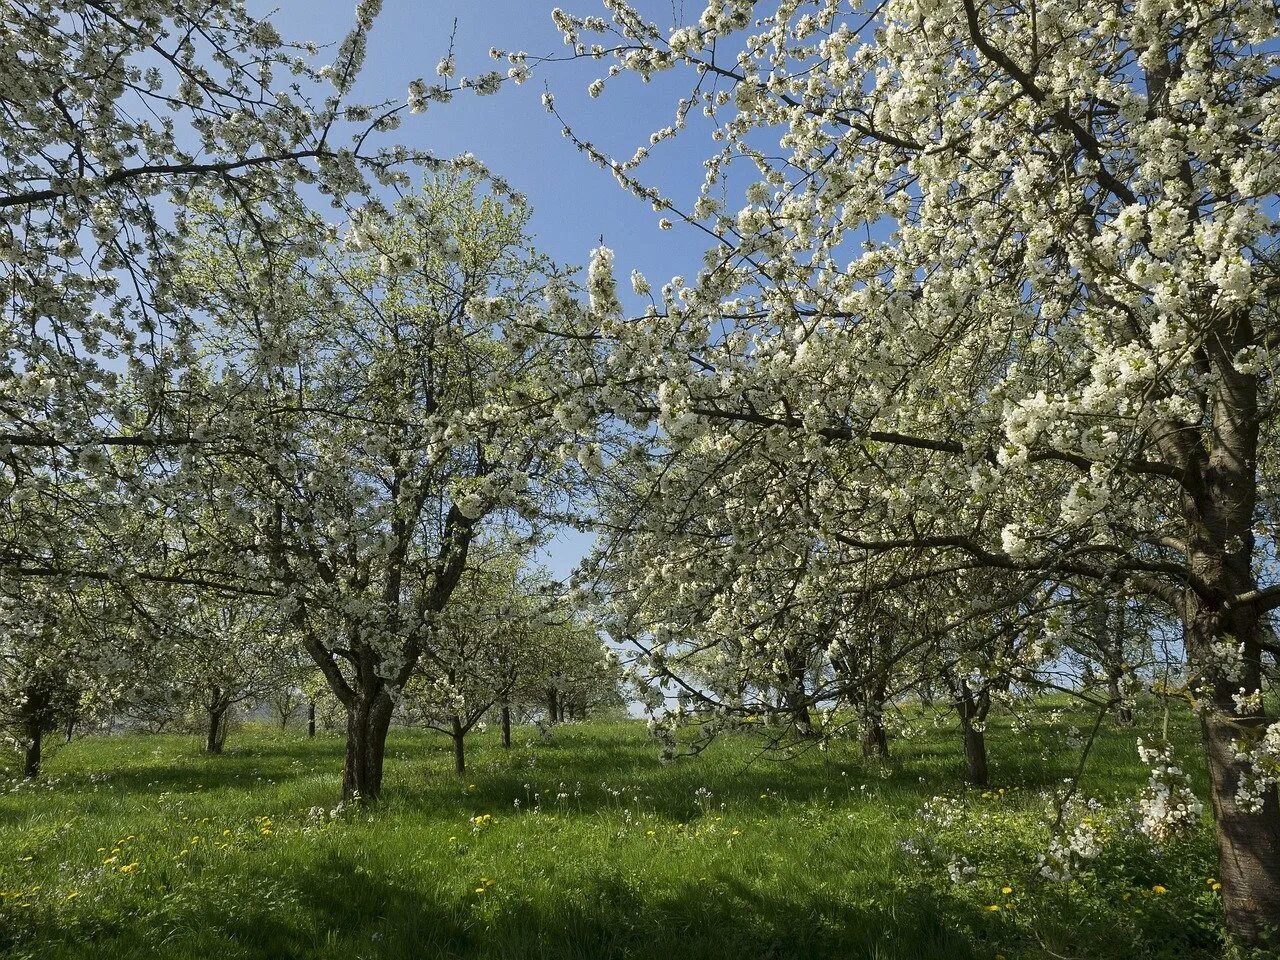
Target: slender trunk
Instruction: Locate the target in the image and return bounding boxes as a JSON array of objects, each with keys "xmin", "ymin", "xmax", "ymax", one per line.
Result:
[
  {"xmin": 64, "ymin": 714, "xmax": 76, "ymax": 744},
  {"xmin": 451, "ymin": 715, "xmax": 466, "ymax": 777},
  {"xmin": 308, "ymin": 701, "xmax": 316, "ymax": 738},
  {"xmin": 342, "ymin": 692, "xmax": 394, "ymax": 803},
  {"xmin": 501, "ymin": 705, "xmax": 511, "ymax": 748}
]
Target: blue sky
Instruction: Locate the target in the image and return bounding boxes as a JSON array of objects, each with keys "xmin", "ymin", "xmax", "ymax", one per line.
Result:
[{"xmin": 262, "ymin": 2, "xmax": 720, "ymax": 580}]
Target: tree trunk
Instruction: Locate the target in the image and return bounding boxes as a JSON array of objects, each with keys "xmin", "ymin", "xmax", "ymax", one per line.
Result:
[
  {"xmin": 861, "ymin": 721, "xmax": 888, "ymax": 759},
  {"xmin": 451, "ymin": 715, "xmax": 466, "ymax": 777},
  {"xmin": 1107, "ymin": 674, "xmax": 1134, "ymax": 727},
  {"xmin": 546, "ymin": 687, "xmax": 558, "ymax": 724},
  {"xmin": 64, "ymin": 714, "xmax": 76, "ymax": 744},
  {"xmin": 956, "ymin": 681, "xmax": 990, "ymax": 785},
  {"xmin": 342, "ymin": 693, "xmax": 393, "ymax": 803},
  {"xmin": 861, "ymin": 680, "xmax": 889, "ymax": 758},
  {"xmin": 308, "ymin": 700, "xmax": 316, "ymax": 738},
  {"xmin": 20, "ymin": 683, "xmax": 50, "ymax": 778},
  {"xmin": 23, "ymin": 719, "xmax": 42, "ymax": 779},
  {"xmin": 206, "ymin": 701, "xmax": 229, "ymax": 754},
  {"xmin": 962, "ymin": 721, "xmax": 988, "ymax": 786},
  {"xmin": 501, "ymin": 705, "xmax": 511, "ymax": 748},
  {"xmin": 1187, "ymin": 596, "xmax": 1280, "ymax": 945}
]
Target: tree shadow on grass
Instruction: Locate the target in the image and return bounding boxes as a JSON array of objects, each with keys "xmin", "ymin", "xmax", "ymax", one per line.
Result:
[{"xmin": 19, "ymin": 853, "xmax": 980, "ymax": 960}]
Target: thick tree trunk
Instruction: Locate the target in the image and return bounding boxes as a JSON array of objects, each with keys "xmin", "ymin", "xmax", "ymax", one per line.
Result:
[
  {"xmin": 546, "ymin": 688, "xmax": 558, "ymax": 724},
  {"xmin": 342, "ymin": 693, "xmax": 394, "ymax": 803},
  {"xmin": 308, "ymin": 701, "xmax": 316, "ymax": 738},
  {"xmin": 501, "ymin": 705, "xmax": 511, "ymax": 748},
  {"xmin": 1187, "ymin": 596, "xmax": 1280, "ymax": 945},
  {"xmin": 451, "ymin": 715, "xmax": 466, "ymax": 777},
  {"xmin": 962, "ymin": 722, "xmax": 988, "ymax": 787}
]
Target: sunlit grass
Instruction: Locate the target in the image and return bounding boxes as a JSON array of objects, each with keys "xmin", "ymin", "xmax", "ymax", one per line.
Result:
[{"xmin": 0, "ymin": 700, "xmax": 1227, "ymax": 959}]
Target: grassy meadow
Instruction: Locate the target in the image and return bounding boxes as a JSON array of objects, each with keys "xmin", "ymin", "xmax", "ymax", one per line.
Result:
[{"xmin": 0, "ymin": 702, "xmax": 1235, "ymax": 960}]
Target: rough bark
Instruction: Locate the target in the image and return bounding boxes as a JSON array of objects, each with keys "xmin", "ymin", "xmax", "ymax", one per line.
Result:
[
  {"xmin": 342, "ymin": 693, "xmax": 394, "ymax": 802},
  {"xmin": 501, "ymin": 704, "xmax": 511, "ymax": 748},
  {"xmin": 546, "ymin": 687, "xmax": 558, "ymax": 724},
  {"xmin": 308, "ymin": 700, "xmax": 316, "ymax": 738},
  {"xmin": 1187, "ymin": 591, "xmax": 1280, "ymax": 945}
]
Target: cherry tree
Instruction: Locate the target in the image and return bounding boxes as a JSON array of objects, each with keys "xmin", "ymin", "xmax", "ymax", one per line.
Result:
[
  {"xmin": 535, "ymin": 0, "xmax": 1280, "ymax": 940},
  {"xmin": 176, "ymin": 176, "xmax": 604, "ymax": 801}
]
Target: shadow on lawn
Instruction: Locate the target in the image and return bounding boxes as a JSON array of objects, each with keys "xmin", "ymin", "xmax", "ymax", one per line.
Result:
[{"xmin": 19, "ymin": 852, "xmax": 982, "ymax": 960}]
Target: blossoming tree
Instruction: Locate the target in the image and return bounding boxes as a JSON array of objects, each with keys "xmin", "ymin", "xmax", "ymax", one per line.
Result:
[{"xmin": 538, "ymin": 0, "xmax": 1280, "ymax": 941}]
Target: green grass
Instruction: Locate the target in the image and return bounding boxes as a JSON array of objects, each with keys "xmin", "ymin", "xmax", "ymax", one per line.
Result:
[{"xmin": 0, "ymin": 702, "xmax": 1232, "ymax": 959}]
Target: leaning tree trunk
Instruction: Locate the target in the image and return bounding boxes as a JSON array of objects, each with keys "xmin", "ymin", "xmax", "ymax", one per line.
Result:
[
  {"xmin": 451, "ymin": 715, "xmax": 466, "ymax": 777},
  {"xmin": 501, "ymin": 705, "xmax": 511, "ymax": 748},
  {"xmin": 342, "ymin": 692, "xmax": 394, "ymax": 803}
]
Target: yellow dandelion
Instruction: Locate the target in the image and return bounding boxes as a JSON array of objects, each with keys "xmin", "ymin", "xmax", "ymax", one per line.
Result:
[
  {"xmin": 119, "ymin": 863, "xmax": 138, "ymax": 873},
  {"xmin": 985, "ymin": 905, "xmax": 1001, "ymax": 912},
  {"xmin": 1152, "ymin": 885, "xmax": 1167, "ymax": 894},
  {"xmin": 1001, "ymin": 886, "xmax": 1013, "ymax": 895}
]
